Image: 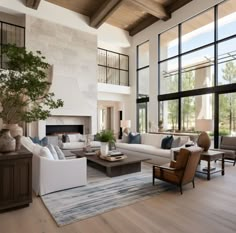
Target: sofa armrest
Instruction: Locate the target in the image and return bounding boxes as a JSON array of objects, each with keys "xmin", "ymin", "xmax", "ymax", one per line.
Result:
[{"xmin": 34, "ymin": 155, "xmax": 87, "ymax": 196}]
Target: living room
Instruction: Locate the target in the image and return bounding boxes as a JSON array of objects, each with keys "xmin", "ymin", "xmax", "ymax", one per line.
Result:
[{"xmin": 0, "ymin": 0, "xmax": 236, "ymax": 232}]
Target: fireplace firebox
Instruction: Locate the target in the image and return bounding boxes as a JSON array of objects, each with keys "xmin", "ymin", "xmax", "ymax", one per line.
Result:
[{"xmin": 46, "ymin": 125, "xmax": 83, "ymax": 135}]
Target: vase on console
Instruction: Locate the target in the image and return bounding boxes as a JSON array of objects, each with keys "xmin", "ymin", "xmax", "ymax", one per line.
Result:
[
  {"xmin": 3, "ymin": 124, "xmax": 23, "ymax": 151},
  {"xmin": 0, "ymin": 129, "xmax": 16, "ymax": 153}
]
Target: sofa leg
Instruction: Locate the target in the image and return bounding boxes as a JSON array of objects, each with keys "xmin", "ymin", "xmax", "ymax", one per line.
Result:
[
  {"xmin": 233, "ymin": 159, "xmax": 236, "ymax": 166},
  {"xmin": 192, "ymin": 179, "xmax": 195, "ymax": 188}
]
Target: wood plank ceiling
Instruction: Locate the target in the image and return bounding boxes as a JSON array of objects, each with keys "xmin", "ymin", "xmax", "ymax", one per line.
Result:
[{"xmin": 25, "ymin": 0, "xmax": 193, "ymax": 36}]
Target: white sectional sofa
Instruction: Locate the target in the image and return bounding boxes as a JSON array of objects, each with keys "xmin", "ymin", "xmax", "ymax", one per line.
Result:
[{"xmin": 115, "ymin": 133, "xmax": 191, "ymax": 165}]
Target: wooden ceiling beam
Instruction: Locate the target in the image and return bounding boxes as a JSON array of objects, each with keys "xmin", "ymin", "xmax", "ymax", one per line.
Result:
[
  {"xmin": 90, "ymin": 0, "xmax": 123, "ymax": 28},
  {"xmin": 25, "ymin": 0, "xmax": 42, "ymax": 10},
  {"xmin": 128, "ymin": 0, "xmax": 170, "ymax": 20},
  {"xmin": 129, "ymin": 0, "xmax": 193, "ymax": 36},
  {"xmin": 129, "ymin": 16, "xmax": 158, "ymax": 36}
]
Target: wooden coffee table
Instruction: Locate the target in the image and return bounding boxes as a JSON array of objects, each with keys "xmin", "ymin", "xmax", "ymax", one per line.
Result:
[{"xmin": 72, "ymin": 150, "xmax": 150, "ymax": 177}]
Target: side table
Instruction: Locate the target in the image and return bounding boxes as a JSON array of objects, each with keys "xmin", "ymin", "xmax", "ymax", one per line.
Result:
[{"xmin": 196, "ymin": 150, "xmax": 224, "ymax": 180}]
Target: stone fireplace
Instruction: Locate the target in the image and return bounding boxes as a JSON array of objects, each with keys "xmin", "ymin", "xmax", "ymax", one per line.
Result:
[{"xmin": 37, "ymin": 115, "xmax": 92, "ymax": 138}]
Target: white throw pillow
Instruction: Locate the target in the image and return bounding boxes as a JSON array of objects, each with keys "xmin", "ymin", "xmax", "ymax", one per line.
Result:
[
  {"xmin": 21, "ymin": 136, "xmax": 35, "ymax": 152},
  {"xmin": 54, "ymin": 145, "xmax": 66, "ymax": 160},
  {"xmin": 39, "ymin": 147, "xmax": 54, "ymax": 160},
  {"xmin": 33, "ymin": 144, "xmax": 42, "ymax": 155},
  {"xmin": 47, "ymin": 144, "xmax": 59, "ymax": 160}
]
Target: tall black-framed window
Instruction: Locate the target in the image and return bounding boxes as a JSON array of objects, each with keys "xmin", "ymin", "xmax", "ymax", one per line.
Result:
[
  {"xmin": 137, "ymin": 41, "xmax": 149, "ymax": 133},
  {"xmin": 97, "ymin": 48, "xmax": 129, "ymax": 86},
  {"xmin": 0, "ymin": 21, "xmax": 25, "ymax": 68},
  {"xmin": 158, "ymin": 0, "xmax": 236, "ymax": 148}
]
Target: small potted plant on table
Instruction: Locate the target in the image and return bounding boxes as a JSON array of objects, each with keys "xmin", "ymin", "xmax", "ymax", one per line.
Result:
[{"xmin": 96, "ymin": 130, "xmax": 115, "ymax": 156}]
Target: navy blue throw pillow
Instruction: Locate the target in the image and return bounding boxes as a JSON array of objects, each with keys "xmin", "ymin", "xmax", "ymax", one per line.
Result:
[
  {"xmin": 30, "ymin": 136, "xmax": 48, "ymax": 146},
  {"xmin": 161, "ymin": 136, "xmax": 173, "ymax": 149},
  {"xmin": 128, "ymin": 133, "xmax": 141, "ymax": 144}
]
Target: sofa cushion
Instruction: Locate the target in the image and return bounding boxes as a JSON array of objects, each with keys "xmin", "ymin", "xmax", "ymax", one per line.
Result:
[
  {"xmin": 47, "ymin": 144, "xmax": 59, "ymax": 160},
  {"xmin": 21, "ymin": 136, "xmax": 35, "ymax": 152},
  {"xmin": 61, "ymin": 141, "xmax": 85, "ymax": 149},
  {"xmin": 171, "ymin": 137, "xmax": 181, "ymax": 148},
  {"xmin": 54, "ymin": 145, "xmax": 66, "ymax": 160},
  {"xmin": 161, "ymin": 136, "xmax": 173, "ymax": 149},
  {"xmin": 141, "ymin": 133, "xmax": 166, "ymax": 148},
  {"xmin": 177, "ymin": 135, "xmax": 190, "ymax": 146},
  {"xmin": 39, "ymin": 147, "xmax": 54, "ymax": 160},
  {"xmin": 128, "ymin": 133, "xmax": 141, "ymax": 144},
  {"xmin": 67, "ymin": 134, "xmax": 83, "ymax": 142},
  {"xmin": 116, "ymin": 143, "xmax": 171, "ymax": 159}
]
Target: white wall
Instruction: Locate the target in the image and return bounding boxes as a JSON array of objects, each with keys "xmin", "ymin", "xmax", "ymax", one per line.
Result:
[
  {"xmin": 0, "ymin": 0, "xmax": 133, "ymax": 135},
  {"xmin": 130, "ymin": 0, "xmax": 225, "ymax": 132}
]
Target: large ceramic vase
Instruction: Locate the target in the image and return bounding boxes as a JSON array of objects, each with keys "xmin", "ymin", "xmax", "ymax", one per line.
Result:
[
  {"xmin": 4, "ymin": 124, "xmax": 23, "ymax": 137},
  {"xmin": 100, "ymin": 142, "xmax": 109, "ymax": 156},
  {"xmin": 197, "ymin": 131, "xmax": 211, "ymax": 151},
  {"xmin": 3, "ymin": 124, "xmax": 23, "ymax": 151},
  {"xmin": 0, "ymin": 129, "xmax": 16, "ymax": 153}
]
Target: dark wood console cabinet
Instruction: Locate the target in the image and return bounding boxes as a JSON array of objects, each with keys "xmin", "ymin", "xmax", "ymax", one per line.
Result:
[{"xmin": 0, "ymin": 149, "xmax": 32, "ymax": 211}]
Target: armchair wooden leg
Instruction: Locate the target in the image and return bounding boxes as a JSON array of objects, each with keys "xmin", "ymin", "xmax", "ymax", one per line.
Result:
[
  {"xmin": 192, "ymin": 179, "xmax": 195, "ymax": 188},
  {"xmin": 179, "ymin": 185, "xmax": 183, "ymax": 195}
]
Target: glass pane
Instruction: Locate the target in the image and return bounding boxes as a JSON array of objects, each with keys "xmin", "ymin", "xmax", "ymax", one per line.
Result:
[
  {"xmin": 97, "ymin": 49, "xmax": 106, "ymax": 66},
  {"xmin": 107, "ymin": 51, "xmax": 119, "ymax": 68},
  {"xmin": 160, "ymin": 58, "xmax": 178, "ymax": 94},
  {"xmin": 181, "ymin": 46, "xmax": 214, "ymax": 91},
  {"xmin": 138, "ymin": 67, "xmax": 149, "ymax": 98},
  {"xmin": 181, "ymin": 94, "xmax": 213, "ymax": 132},
  {"xmin": 98, "ymin": 66, "xmax": 106, "ymax": 83},
  {"xmin": 218, "ymin": 38, "xmax": 236, "ymax": 86},
  {"xmin": 120, "ymin": 55, "xmax": 128, "ymax": 70},
  {"xmin": 219, "ymin": 92, "xmax": 236, "ymax": 136},
  {"xmin": 138, "ymin": 42, "xmax": 149, "ymax": 68},
  {"xmin": 138, "ymin": 103, "xmax": 147, "ymax": 133},
  {"xmin": 120, "ymin": 71, "xmax": 128, "ymax": 86},
  {"xmin": 107, "ymin": 68, "xmax": 119, "ymax": 85},
  {"xmin": 182, "ymin": 8, "xmax": 214, "ymax": 53},
  {"xmin": 218, "ymin": 0, "xmax": 236, "ymax": 40},
  {"xmin": 160, "ymin": 26, "xmax": 178, "ymax": 60},
  {"xmin": 160, "ymin": 100, "xmax": 179, "ymax": 131}
]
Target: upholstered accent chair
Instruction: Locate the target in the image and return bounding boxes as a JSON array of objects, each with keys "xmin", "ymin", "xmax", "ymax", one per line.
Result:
[
  {"xmin": 153, "ymin": 147, "xmax": 203, "ymax": 194},
  {"xmin": 213, "ymin": 136, "xmax": 236, "ymax": 166}
]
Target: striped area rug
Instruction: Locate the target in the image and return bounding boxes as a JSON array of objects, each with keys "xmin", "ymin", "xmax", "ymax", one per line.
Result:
[{"xmin": 41, "ymin": 164, "xmax": 171, "ymax": 226}]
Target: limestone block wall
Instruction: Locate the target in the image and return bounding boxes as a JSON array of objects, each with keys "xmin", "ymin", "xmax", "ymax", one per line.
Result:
[{"xmin": 25, "ymin": 15, "xmax": 98, "ymax": 135}]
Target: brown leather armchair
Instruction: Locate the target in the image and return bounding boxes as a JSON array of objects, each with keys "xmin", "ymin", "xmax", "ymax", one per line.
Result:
[{"xmin": 153, "ymin": 147, "xmax": 203, "ymax": 194}]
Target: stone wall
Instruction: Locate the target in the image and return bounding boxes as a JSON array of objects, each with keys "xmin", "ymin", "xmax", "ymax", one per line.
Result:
[{"xmin": 25, "ymin": 15, "xmax": 98, "ymax": 136}]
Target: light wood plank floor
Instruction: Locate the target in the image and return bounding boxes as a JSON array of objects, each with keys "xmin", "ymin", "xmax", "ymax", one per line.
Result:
[{"xmin": 1, "ymin": 162, "xmax": 236, "ymax": 233}]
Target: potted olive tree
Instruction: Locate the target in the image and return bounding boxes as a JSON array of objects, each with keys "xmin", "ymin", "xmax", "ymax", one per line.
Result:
[
  {"xmin": 96, "ymin": 130, "xmax": 115, "ymax": 156},
  {"xmin": 0, "ymin": 44, "xmax": 63, "ymax": 151}
]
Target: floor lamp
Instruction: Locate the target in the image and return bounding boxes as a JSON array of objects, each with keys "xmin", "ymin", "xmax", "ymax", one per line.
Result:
[{"xmin": 195, "ymin": 119, "xmax": 213, "ymax": 151}]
